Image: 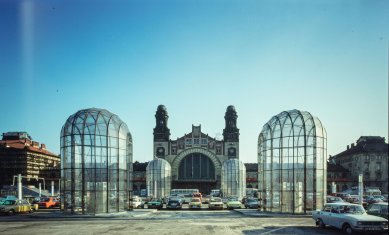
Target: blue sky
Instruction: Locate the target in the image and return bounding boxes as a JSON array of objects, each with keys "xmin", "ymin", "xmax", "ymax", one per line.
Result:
[{"xmin": 1, "ymin": 0, "xmax": 388, "ymax": 163}]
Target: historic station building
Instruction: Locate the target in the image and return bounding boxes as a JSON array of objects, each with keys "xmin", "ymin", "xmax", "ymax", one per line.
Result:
[{"xmin": 152, "ymin": 105, "xmax": 241, "ymax": 194}]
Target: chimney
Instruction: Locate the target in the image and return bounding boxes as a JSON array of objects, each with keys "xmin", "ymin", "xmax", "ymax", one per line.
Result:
[
  {"xmin": 32, "ymin": 141, "xmax": 39, "ymax": 148},
  {"xmin": 40, "ymin": 144, "xmax": 46, "ymax": 150},
  {"xmin": 351, "ymin": 143, "xmax": 355, "ymax": 148},
  {"xmin": 347, "ymin": 145, "xmax": 349, "ymax": 150}
]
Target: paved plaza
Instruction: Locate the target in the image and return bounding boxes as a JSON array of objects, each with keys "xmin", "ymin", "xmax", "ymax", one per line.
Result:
[{"xmin": 0, "ymin": 208, "xmax": 359, "ymax": 235}]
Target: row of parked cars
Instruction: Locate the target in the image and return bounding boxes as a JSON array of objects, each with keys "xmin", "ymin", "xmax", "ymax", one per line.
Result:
[
  {"xmin": 329, "ymin": 193, "xmax": 388, "ymax": 206},
  {"xmin": 0, "ymin": 195, "xmax": 60, "ymax": 216},
  {"xmin": 131, "ymin": 195, "xmax": 261, "ymax": 210}
]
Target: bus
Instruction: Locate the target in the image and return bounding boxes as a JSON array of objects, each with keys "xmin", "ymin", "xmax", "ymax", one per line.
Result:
[{"xmin": 170, "ymin": 189, "xmax": 199, "ymax": 203}]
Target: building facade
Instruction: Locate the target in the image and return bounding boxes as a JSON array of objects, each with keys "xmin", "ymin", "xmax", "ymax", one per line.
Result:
[
  {"xmin": 0, "ymin": 132, "xmax": 60, "ymax": 189},
  {"xmin": 133, "ymin": 161, "xmax": 147, "ymax": 196},
  {"xmin": 329, "ymin": 136, "xmax": 388, "ymax": 194},
  {"xmin": 327, "ymin": 160, "xmax": 352, "ymax": 194},
  {"xmin": 245, "ymin": 163, "xmax": 258, "ymax": 189},
  {"xmin": 152, "ymin": 105, "xmax": 240, "ymax": 195}
]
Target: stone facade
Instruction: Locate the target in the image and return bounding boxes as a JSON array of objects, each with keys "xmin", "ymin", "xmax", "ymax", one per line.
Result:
[
  {"xmin": 152, "ymin": 105, "xmax": 240, "ymax": 194},
  {"xmin": 329, "ymin": 136, "xmax": 388, "ymax": 194}
]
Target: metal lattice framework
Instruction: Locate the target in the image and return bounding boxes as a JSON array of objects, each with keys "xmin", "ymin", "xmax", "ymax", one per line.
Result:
[
  {"xmin": 60, "ymin": 108, "xmax": 132, "ymax": 214},
  {"xmin": 221, "ymin": 159, "xmax": 246, "ymax": 199},
  {"xmin": 258, "ymin": 109, "xmax": 327, "ymax": 214},
  {"xmin": 146, "ymin": 158, "xmax": 171, "ymax": 198}
]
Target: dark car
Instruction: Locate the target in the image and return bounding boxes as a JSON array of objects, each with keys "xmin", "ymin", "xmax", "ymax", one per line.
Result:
[
  {"xmin": 326, "ymin": 196, "xmax": 343, "ymax": 203},
  {"xmin": 166, "ymin": 197, "xmax": 183, "ymax": 210},
  {"xmin": 245, "ymin": 198, "xmax": 259, "ymax": 209},
  {"xmin": 367, "ymin": 202, "xmax": 388, "ymax": 219},
  {"xmin": 366, "ymin": 196, "xmax": 383, "ymax": 204}
]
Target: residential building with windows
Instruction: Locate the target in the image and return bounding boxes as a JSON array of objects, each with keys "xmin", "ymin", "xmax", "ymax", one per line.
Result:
[
  {"xmin": 0, "ymin": 132, "xmax": 60, "ymax": 189},
  {"xmin": 329, "ymin": 136, "xmax": 388, "ymax": 194}
]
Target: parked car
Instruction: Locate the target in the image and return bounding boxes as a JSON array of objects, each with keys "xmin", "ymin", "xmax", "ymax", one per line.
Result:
[
  {"xmin": 326, "ymin": 196, "xmax": 343, "ymax": 203},
  {"xmin": 131, "ymin": 196, "xmax": 143, "ymax": 209},
  {"xmin": 245, "ymin": 198, "xmax": 259, "ymax": 209},
  {"xmin": 209, "ymin": 197, "xmax": 224, "ymax": 210},
  {"xmin": 202, "ymin": 195, "xmax": 211, "ymax": 204},
  {"xmin": 226, "ymin": 196, "xmax": 242, "ymax": 210},
  {"xmin": 0, "ymin": 199, "xmax": 33, "ymax": 215},
  {"xmin": 166, "ymin": 197, "xmax": 183, "ymax": 210},
  {"xmin": 147, "ymin": 198, "xmax": 163, "ymax": 209},
  {"xmin": 367, "ymin": 202, "xmax": 388, "ymax": 219},
  {"xmin": 0, "ymin": 196, "xmax": 17, "ymax": 205},
  {"xmin": 189, "ymin": 198, "xmax": 202, "ymax": 210},
  {"xmin": 37, "ymin": 197, "xmax": 59, "ymax": 209},
  {"xmin": 366, "ymin": 196, "xmax": 383, "ymax": 205},
  {"xmin": 333, "ymin": 193, "xmax": 351, "ymax": 201},
  {"xmin": 23, "ymin": 196, "xmax": 39, "ymax": 211},
  {"xmin": 312, "ymin": 202, "xmax": 388, "ymax": 234}
]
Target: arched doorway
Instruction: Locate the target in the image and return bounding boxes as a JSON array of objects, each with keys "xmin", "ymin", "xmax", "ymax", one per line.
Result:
[
  {"xmin": 178, "ymin": 153, "xmax": 215, "ymax": 180},
  {"xmin": 173, "ymin": 153, "xmax": 216, "ymax": 194}
]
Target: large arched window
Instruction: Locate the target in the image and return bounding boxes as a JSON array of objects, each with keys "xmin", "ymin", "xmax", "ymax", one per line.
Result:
[
  {"xmin": 258, "ymin": 109, "xmax": 326, "ymax": 214},
  {"xmin": 178, "ymin": 153, "xmax": 215, "ymax": 180}
]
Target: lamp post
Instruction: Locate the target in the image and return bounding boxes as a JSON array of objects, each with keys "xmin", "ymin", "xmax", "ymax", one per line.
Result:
[{"xmin": 358, "ymin": 174, "xmax": 363, "ymax": 206}]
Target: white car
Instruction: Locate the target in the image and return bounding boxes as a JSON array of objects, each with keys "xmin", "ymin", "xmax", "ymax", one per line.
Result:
[
  {"xmin": 312, "ymin": 202, "xmax": 388, "ymax": 234},
  {"xmin": 131, "ymin": 196, "xmax": 143, "ymax": 209}
]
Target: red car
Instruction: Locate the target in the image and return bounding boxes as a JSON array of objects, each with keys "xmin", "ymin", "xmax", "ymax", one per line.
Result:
[{"xmin": 37, "ymin": 197, "xmax": 59, "ymax": 209}]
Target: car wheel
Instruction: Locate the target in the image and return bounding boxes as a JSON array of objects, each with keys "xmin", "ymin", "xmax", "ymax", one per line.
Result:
[
  {"xmin": 316, "ymin": 219, "xmax": 325, "ymax": 228},
  {"xmin": 342, "ymin": 223, "xmax": 353, "ymax": 234},
  {"xmin": 8, "ymin": 210, "xmax": 15, "ymax": 216}
]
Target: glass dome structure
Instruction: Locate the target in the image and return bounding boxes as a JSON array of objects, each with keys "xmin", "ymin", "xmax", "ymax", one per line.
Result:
[
  {"xmin": 258, "ymin": 109, "xmax": 327, "ymax": 214},
  {"xmin": 146, "ymin": 158, "xmax": 171, "ymax": 199},
  {"xmin": 60, "ymin": 108, "xmax": 132, "ymax": 214},
  {"xmin": 221, "ymin": 159, "xmax": 246, "ymax": 199}
]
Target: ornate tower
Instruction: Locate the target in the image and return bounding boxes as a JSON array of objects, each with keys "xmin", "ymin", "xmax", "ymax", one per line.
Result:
[
  {"xmin": 223, "ymin": 105, "xmax": 239, "ymax": 159},
  {"xmin": 153, "ymin": 105, "xmax": 170, "ymax": 159}
]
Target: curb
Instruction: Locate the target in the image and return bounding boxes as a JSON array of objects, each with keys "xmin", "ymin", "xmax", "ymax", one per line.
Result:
[
  {"xmin": 233, "ymin": 209, "xmax": 312, "ymax": 218},
  {"xmin": 27, "ymin": 209, "xmax": 158, "ymax": 219}
]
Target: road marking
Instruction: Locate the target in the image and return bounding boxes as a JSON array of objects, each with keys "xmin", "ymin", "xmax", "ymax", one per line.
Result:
[{"xmin": 259, "ymin": 222, "xmax": 307, "ymax": 235}]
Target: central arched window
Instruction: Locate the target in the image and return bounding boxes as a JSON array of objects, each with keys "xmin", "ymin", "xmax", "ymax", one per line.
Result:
[{"xmin": 178, "ymin": 153, "xmax": 215, "ymax": 180}]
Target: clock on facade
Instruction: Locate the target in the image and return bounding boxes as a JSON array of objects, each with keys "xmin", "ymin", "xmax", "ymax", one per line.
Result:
[
  {"xmin": 228, "ymin": 147, "xmax": 236, "ymax": 156},
  {"xmin": 156, "ymin": 147, "xmax": 165, "ymax": 156}
]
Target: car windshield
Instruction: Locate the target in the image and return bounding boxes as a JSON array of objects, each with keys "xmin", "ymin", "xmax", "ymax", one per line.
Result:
[
  {"xmin": 211, "ymin": 198, "xmax": 221, "ymax": 202},
  {"xmin": 341, "ymin": 205, "xmax": 365, "ymax": 214},
  {"xmin": 228, "ymin": 197, "xmax": 238, "ymax": 201},
  {"xmin": 191, "ymin": 198, "xmax": 200, "ymax": 202},
  {"xmin": 2, "ymin": 200, "xmax": 16, "ymax": 205}
]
